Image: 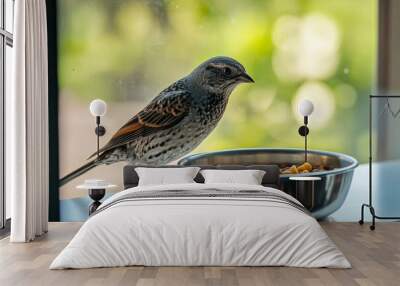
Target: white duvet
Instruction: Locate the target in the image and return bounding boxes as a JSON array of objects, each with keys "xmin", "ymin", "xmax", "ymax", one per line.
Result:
[{"xmin": 50, "ymin": 183, "xmax": 350, "ymax": 269}]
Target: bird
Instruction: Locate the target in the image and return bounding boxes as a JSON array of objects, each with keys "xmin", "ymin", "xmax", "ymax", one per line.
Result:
[{"xmin": 60, "ymin": 56, "xmax": 254, "ymax": 186}]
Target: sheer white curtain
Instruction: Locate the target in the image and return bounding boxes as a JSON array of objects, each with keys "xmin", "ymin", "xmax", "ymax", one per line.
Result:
[{"xmin": 9, "ymin": 0, "xmax": 49, "ymax": 242}]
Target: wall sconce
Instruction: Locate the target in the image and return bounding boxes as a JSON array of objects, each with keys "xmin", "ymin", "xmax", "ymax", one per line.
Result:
[
  {"xmin": 89, "ymin": 99, "xmax": 107, "ymax": 159},
  {"xmin": 298, "ymin": 99, "xmax": 314, "ymax": 162}
]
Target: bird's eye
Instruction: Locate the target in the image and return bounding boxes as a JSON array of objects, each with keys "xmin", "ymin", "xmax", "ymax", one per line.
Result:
[{"xmin": 223, "ymin": 67, "xmax": 232, "ymax": 76}]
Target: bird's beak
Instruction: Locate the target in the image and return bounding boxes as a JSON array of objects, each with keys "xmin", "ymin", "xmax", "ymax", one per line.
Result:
[{"xmin": 238, "ymin": 72, "xmax": 255, "ymax": 83}]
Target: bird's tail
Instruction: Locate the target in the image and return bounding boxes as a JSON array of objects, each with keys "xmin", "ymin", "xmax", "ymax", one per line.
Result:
[{"xmin": 59, "ymin": 159, "xmax": 99, "ymax": 187}]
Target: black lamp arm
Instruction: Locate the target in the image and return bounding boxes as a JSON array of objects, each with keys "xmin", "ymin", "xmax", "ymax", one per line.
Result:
[
  {"xmin": 94, "ymin": 116, "xmax": 106, "ymax": 159},
  {"xmin": 298, "ymin": 116, "xmax": 309, "ymax": 162}
]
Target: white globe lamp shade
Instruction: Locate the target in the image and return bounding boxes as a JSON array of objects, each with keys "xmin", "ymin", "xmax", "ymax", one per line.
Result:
[
  {"xmin": 89, "ymin": 99, "xmax": 107, "ymax": 117},
  {"xmin": 298, "ymin": 99, "xmax": 314, "ymax": 116}
]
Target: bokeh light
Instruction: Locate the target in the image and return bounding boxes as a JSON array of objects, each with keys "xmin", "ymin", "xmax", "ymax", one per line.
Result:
[
  {"xmin": 335, "ymin": 84, "xmax": 358, "ymax": 109},
  {"xmin": 272, "ymin": 13, "xmax": 340, "ymax": 82}
]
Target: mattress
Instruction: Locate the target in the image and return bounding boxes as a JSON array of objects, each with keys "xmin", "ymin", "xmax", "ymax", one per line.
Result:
[{"xmin": 50, "ymin": 183, "xmax": 350, "ymax": 269}]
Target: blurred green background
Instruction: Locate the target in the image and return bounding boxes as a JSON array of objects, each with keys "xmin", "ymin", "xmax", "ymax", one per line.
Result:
[{"xmin": 58, "ymin": 0, "xmax": 376, "ymax": 171}]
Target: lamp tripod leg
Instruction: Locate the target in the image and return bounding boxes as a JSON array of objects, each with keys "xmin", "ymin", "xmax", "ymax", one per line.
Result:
[
  {"xmin": 359, "ymin": 204, "xmax": 365, "ymax": 225},
  {"xmin": 370, "ymin": 206, "xmax": 376, "ymax": 230}
]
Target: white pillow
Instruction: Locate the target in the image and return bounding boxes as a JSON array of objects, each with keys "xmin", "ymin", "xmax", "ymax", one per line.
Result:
[
  {"xmin": 135, "ymin": 167, "xmax": 200, "ymax": 186},
  {"xmin": 200, "ymin": 169, "xmax": 266, "ymax": 185}
]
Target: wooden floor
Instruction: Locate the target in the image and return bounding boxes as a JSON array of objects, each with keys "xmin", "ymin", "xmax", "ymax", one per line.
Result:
[{"xmin": 0, "ymin": 222, "xmax": 399, "ymax": 286}]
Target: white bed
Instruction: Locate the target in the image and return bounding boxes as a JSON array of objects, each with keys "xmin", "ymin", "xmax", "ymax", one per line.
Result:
[{"xmin": 50, "ymin": 183, "xmax": 350, "ymax": 269}]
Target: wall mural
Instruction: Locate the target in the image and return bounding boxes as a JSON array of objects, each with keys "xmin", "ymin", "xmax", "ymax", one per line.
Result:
[{"xmin": 58, "ymin": 0, "xmax": 376, "ymax": 221}]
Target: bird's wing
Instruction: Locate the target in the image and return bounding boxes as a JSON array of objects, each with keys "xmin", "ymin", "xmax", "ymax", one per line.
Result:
[{"xmin": 88, "ymin": 85, "xmax": 191, "ymax": 159}]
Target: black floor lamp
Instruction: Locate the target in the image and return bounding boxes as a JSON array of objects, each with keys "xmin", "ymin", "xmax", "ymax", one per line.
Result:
[{"xmin": 87, "ymin": 99, "xmax": 108, "ymax": 214}]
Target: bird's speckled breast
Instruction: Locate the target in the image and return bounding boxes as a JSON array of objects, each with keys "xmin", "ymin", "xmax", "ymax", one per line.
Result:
[{"xmin": 130, "ymin": 94, "xmax": 228, "ymax": 165}]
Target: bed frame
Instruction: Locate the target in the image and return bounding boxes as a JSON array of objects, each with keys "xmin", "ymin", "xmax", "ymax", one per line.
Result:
[{"xmin": 123, "ymin": 165, "xmax": 281, "ymax": 190}]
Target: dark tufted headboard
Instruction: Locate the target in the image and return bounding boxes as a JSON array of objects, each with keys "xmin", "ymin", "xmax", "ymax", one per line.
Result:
[{"xmin": 123, "ymin": 165, "xmax": 281, "ymax": 190}]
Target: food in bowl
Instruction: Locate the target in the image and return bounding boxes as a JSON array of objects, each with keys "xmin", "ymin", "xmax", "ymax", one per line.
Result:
[{"xmin": 280, "ymin": 162, "xmax": 332, "ymax": 174}]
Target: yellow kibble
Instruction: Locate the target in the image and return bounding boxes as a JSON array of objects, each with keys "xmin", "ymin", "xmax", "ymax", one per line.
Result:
[
  {"xmin": 289, "ymin": 165, "xmax": 299, "ymax": 174},
  {"xmin": 298, "ymin": 162, "xmax": 313, "ymax": 172}
]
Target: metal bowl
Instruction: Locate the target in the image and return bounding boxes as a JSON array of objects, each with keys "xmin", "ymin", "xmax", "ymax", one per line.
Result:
[{"xmin": 178, "ymin": 148, "xmax": 358, "ymax": 219}]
